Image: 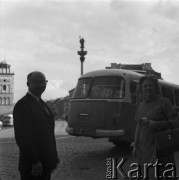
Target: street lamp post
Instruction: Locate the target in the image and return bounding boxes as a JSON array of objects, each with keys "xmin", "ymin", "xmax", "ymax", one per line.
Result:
[{"xmin": 77, "ymin": 37, "xmax": 87, "ymax": 75}]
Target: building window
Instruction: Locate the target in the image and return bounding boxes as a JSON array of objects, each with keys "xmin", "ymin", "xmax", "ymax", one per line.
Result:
[
  {"xmin": 6, "ymin": 97, "xmax": 10, "ymax": 105},
  {"xmin": 3, "ymin": 68, "xmax": 6, "ymax": 73},
  {"xmin": 2, "ymin": 85, "xmax": 6, "ymax": 93},
  {"xmin": 0, "ymin": 97, "xmax": 2, "ymax": 105},
  {"xmin": 2, "ymin": 97, "xmax": 6, "ymax": 105},
  {"xmin": 6, "ymin": 85, "xmax": 10, "ymax": 93}
]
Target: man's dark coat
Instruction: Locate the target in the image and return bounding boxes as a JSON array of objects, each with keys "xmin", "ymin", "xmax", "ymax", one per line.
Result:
[{"xmin": 13, "ymin": 93, "xmax": 59, "ymax": 172}]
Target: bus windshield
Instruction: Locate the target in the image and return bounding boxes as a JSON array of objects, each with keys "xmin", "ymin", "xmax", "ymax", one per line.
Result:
[
  {"xmin": 73, "ymin": 76, "xmax": 125, "ymax": 99},
  {"xmin": 73, "ymin": 78, "xmax": 92, "ymax": 99}
]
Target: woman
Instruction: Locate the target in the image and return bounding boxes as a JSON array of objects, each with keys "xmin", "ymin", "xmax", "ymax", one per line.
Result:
[{"xmin": 132, "ymin": 75, "xmax": 179, "ymax": 180}]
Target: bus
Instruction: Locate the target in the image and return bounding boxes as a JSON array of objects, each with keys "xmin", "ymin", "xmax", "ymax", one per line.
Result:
[{"xmin": 66, "ymin": 69, "xmax": 179, "ymax": 146}]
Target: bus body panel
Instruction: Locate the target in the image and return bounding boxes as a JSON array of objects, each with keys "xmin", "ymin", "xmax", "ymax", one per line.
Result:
[
  {"xmin": 67, "ymin": 99, "xmax": 137, "ymax": 143},
  {"xmin": 68, "ymin": 100, "xmax": 105, "ymax": 129}
]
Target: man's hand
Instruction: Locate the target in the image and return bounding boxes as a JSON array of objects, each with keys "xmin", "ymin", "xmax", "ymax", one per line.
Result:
[
  {"xmin": 31, "ymin": 162, "xmax": 43, "ymax": 176},
  {"xmin": 51, "ymin": 156, "xmax": 60, "ymax": 173}
]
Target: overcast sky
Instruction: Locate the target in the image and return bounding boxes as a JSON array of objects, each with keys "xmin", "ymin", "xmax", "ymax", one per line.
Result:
[{"xmin": 1, "ymin": 0, "xmax": 179, "ymax": 102}]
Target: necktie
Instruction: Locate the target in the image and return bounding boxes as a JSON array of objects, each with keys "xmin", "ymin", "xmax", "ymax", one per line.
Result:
[{"xmin": 39, "ymin": 99, "xmax": 50, "ymax": 115}]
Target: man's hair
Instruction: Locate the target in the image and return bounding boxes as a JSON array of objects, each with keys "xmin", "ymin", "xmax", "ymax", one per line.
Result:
[
  {"xmin": 27, "ymin": 72, "xmax": 33, "ymax": 83},
  {"xmin": 138, "ymin": 74, "xmax": 159, "ymax": 94},
  {"xmin": 27, "ymin": 71, "xmax": 44, "ymax": 83}
]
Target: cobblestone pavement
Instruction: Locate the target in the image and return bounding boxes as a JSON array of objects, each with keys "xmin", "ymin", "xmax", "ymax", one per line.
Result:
[
  {"xmin": 52, "ymin": 137, "xmax": 179, "ymax": 180},
  {"xmin": 0, "ymin": 134, "xmax": 134, "ymax": 180},
  {"xmin": 0, "ymin": 137, "xmax": 19, "ymax": 180},
  {"xmin": 1, "ymin": 122, "xmax": 179, "ymax": 180},
  {"xmin": 0, "ymin": 121, "xmax": 67, "ymax": 180},
  {"xmin": 52, "ymin": 136, "xmax": 135, "ymax": 180}
]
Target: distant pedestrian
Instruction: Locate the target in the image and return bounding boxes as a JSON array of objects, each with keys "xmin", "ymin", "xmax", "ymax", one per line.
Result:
[
  {"xmin": 13, "ymin": 71, "xmax": 59, "ymax": 180},
  {"xmin": 132, "ymin": 75, "xmax": 179, "ymax": 180}
]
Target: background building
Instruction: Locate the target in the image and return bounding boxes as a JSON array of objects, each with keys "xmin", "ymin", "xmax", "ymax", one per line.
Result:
[
  {"xmin": 0, "ymin": 61, "xmax": 15, "ymax": 115},
  {"xmin": 46, "ymin": 96, "xmax": 69, "ymax": 121}
]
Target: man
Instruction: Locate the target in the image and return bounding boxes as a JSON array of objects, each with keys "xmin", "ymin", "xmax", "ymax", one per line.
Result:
[{"xmin": 13, "ymin": 71, "xmax": 59, "ymax": 180}]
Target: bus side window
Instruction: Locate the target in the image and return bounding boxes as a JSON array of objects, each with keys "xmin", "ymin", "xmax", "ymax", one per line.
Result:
[
  {"xmin": 130, "ymin": 82, "xmax": 137, "ymax": 104},
  {"xmin": 157, "ymin": 86, "xmax": 161, "ymax": 96},
  {"xmin": 174, "ymin": 90, "xmax": 179, "ymax": 106},
  {"xmin": 161, "ymin": 87, "xmax": 175, "ymax": 105}
]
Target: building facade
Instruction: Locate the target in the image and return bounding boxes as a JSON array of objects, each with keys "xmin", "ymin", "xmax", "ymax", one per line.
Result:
[{"xmin": 0, "ymin": 61, "xmax": 15, "ymax": 115}]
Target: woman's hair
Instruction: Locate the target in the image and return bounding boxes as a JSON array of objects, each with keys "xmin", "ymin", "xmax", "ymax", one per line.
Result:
[{"xmin": 138, "ymin": 74, "xmax": 159, "ymax": 94}]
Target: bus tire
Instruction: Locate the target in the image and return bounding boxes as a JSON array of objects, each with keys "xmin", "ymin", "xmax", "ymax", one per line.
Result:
[{"xmin": 109, "ymin": 138, "xmax": 131, "ymax": 147}]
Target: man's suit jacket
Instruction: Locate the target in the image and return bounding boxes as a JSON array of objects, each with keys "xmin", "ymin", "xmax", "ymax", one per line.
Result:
[{"xmin": 13, "ymin": 93, "xmax": 59, "ymax": 172}]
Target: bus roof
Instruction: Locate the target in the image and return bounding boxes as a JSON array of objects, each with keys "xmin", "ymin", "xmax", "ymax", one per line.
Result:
[
  {"xmin": 80, "ymin": 69, "xmax": 143, "ymax": 78},
  {"xmin": 158, "ymin": 79, "xmax": 179, "ymax": 89},
  {"xmin": 80, "ymin": 69, "xmax": 179, "ymax": 89}
]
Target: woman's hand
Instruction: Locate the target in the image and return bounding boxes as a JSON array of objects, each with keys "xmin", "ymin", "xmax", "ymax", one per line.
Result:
[{"xmin": 144, "ymin": 120, "xmax": 160, "ymax": 132}]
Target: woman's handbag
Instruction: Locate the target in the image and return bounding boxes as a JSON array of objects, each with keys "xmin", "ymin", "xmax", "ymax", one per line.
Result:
[{"xmin": 155, "ymin": 122, "xmax": 179, "ymax": 154}]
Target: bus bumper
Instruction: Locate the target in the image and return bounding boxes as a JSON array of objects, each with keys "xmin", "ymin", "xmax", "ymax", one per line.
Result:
[
  {"xmin": 65, "ymin": 127, "xmax": 125, "ymax": 138},
  {"xmin": 96, "ymin": 129, "xmax": 125, "ymax": 137}
]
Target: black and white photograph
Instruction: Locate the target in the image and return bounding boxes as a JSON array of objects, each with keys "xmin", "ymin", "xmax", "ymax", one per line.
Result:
[{"xmin": 1, "ymin": 0, "xmax": 179, "ymax": 179}]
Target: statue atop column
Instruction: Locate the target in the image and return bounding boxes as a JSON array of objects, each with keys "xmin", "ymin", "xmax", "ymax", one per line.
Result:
[
  {"xmin": 79, "ymin": 38, "xmax": 85, "ymax": 50},
  {"xmin": 78, "ymin": 37, "xmax": 87, "ymax": 75}
]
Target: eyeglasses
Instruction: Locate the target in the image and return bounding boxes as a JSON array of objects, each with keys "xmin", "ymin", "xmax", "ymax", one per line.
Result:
[
  {"xmin": 31, "ymin": 80, "xmax": 48, "ymax": 85},
  {"xmin": 39, "ymin": 80, "xmax": 48, "ymax": 85}
]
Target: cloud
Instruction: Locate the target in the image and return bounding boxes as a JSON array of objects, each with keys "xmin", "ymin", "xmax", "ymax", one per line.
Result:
[
  {"xmin": 44, "ymin": 79, "xmax": 68, "ymax": 99},
  {"xmin": 1, "ymin": 0, "xmax": 179, "ymax": 102},
  {"xmin": 47, "ymin": 79, "xmax": 63, "ymax": 90},
  {"xmin": 151, "ymin": 0, "xmax": 179, "ymax": 20},
  {"xmin": 105, "ymin": 0, "xmax": 179, "ymax": 57}
]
